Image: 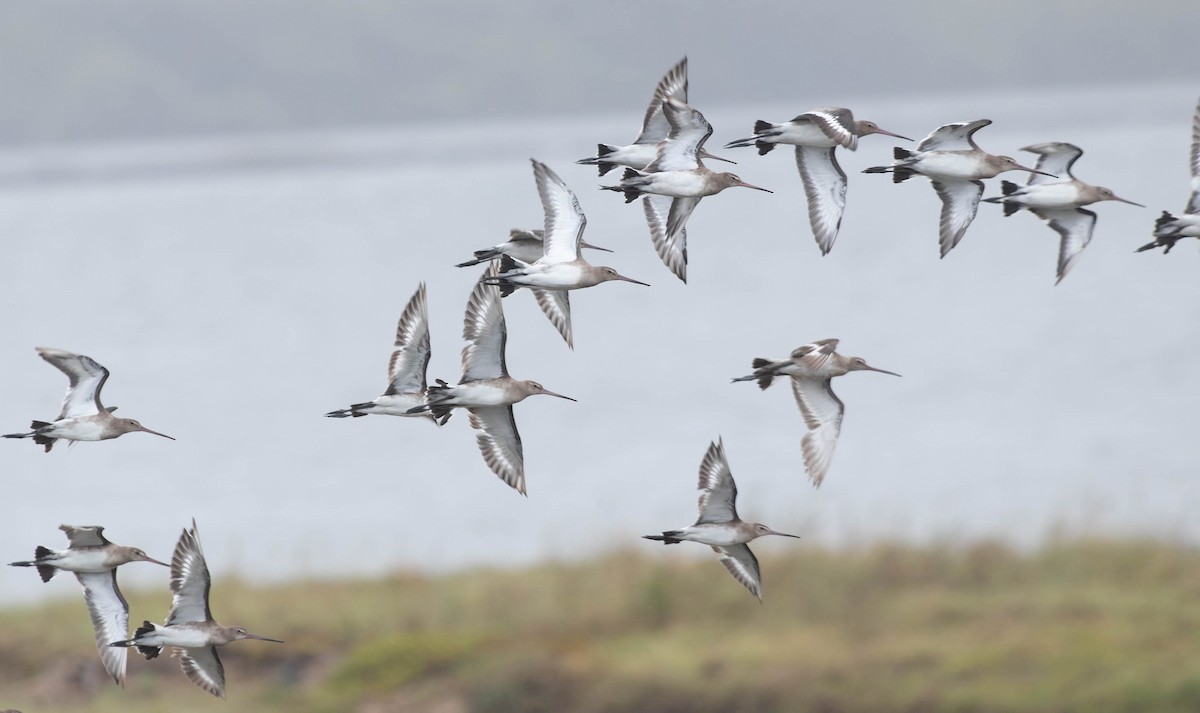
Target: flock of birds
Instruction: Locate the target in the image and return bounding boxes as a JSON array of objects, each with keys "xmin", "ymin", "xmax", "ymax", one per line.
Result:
[{"xmin": 6, "ymin": 56, "xmax": 1199, "ymax": 699}]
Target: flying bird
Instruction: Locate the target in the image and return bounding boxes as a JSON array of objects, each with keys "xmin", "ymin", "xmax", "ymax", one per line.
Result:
[
  {"xmin": 732, "ymin": 338, "xmax": 899, "ymax": 487},
  {"xmin": 325, "ymin": 283, "xmax": 442, "ymax": 422},
  {"xmin": 863, "ymin": 119, "xmax": 1053, "ymax": 257},
  {"xmin": 3, "ymin": 347, "xmax": 173, "ymax": 451},
  {"xmin": 481, "ymin": 160, "xmax": 649, "ymax": 347},
  {"xmin": 110, "ymin": 520, "xmax": 283, "ymax": 699},
  {"xmin": 9, "ymin": 524, "xmax": 168, "ymax": 687},
  {"xmin": 983, "ymin": 142, "xmax": 1142, "ymax": 282},
  {"xmin": 1138, "ymin": 97, "xmax": 1200, "ymax": 254},
  {"xmin": 724, "ymin": 108, "xmax": 911, "ymax": 254},
  {"xmin": 603, "ymin": 97, "xmax": 771, "ymax": 282},
  {"xmin": 576, "ymin": 56, "xmax": 731, "ymax": 176},
  {"xmin": 643, "ymin": 438, "xmax": 800, "ymax": 601},
  {"xmin": 454, "ymin": 228, "xmax": 610, "ymax": 268},
  {"xmin": 408, "ymin": 263, "xmax": 576, "ymax": 494}
]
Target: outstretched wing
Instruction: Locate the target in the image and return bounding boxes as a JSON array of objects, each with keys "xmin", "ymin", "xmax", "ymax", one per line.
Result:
[
  {"xmin": 1188, "ymin": 97, "xmax": 1200, "ymax": 214},
  {"xmin": 916, "ymin": 119, "xmax": 991, "ymax": 152},
  {"xmin": 1034, "ymin": 207, "xmax": 1098, "ymax": 284},
  {"xmin": 714, "ymin": 544, "xmax": 763, "ymax": 600},
  {"xmin": 790, "ymin": 339, "xmax": 840, "ymax": 371},
  {"xmin": 531, "ymin": 160, "xmax": 585, "ymax": 264},
  {"xmin": 60, "ymin": 524, "xmax": 111, "ymax": 548},
  {"xmin": 797, "ymin": 108, "xmax": 858, "ymax": 150},
  {"xmin": 790, "ymin": 377, "xmax": 845, "ymax": 487},
  {"xmin": 76, "ymin": 570, "xmax": 129, "ymax": 687},
  {"xmin": 167, "ymin": 520, "xmax": 212, "ymax": 625},
  {"xmin": 931, "ymin": 179, "xmax": 984, "ymax": 257},
  {"xmin": 37, "ymin": 347, "xmax": 110, "ymax": 418},
  {"xmin": 695, "ymin": 438, "xmax": 738, "ymax": 524},
  {"xmin": 461, "ymin": 264, "xmax": 508, "ymax": 381},
  {"xmin": 384, "ymin": 283, "xmax": 431, "ymax": 396},
  {"xmin": 1021, "ymin": 142, "xmax": 1081, "ymax": 186},
  {"xmin": 178, "ymin": 646, "xmax": 226, "ymax": 698},
  {"xmin": 531, "ymin": 289, "xmax": 572, "ymax": 348},
  {"xmin": 644, "ymin": 97, "xmax": 713, "ymax": 173},
  {"xmin": 642, "ymin": 194, "xmax": 689, "ymax": 283},
  {"xmin": 634, "ymin": 56, "xmax": 688, "ymax": 146},
  {"xmin": 795, "ymin": 146, "xmax": 848, "ymax": 255},
  {"xmin": 468, "ymin": 406, "xmax": 525, "ymax": 495}
]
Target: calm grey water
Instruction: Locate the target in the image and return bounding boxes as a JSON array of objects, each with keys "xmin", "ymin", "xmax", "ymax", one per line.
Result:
[{"xmin": 2, "ymin": 82, "xmax": 1197, "ymax": 605}]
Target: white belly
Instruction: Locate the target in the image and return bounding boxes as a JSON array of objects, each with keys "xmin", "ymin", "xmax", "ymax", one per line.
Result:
[
  {"xmin": 367, "ymin": 393, "xmax": 428, "ymax": 417},
  {"xmin": 454, "ymin": 380, "xmax": 516, "ymax": 407},
  {"xmin": 518, "ymin": 263, "xmax": 587, "ymax": 290},
  {"xmin": 1010, "ymin": 182, "xmax": 1083, "ymax": 209},
  {"xmin": 771, "ymin": 123, "xmax": 837, "ymax": 148},
  {"xmin": 47, "ymin": 417, "xmax": 110, "ymax": 441},
  {"xmin": 148, "ymin": 625, "xmax": 214, "ymax": 648},
  {"xmin": 912, "ymin": 151, "xmax": 988, "ymax": 180},
  {"xmin": 641, "ymin": 171, "xmax": 710, "ymax": 197},
  {"xmin": 607, "ymin": 144, "xmax": 657, "ymax": 170},
  {"xmin": 679, "ymin": 523, "xmax": 748, "ymax": 547},
  {"xmin": 53, "ymin": 549, "xmax": 113, "ymax": 573}
]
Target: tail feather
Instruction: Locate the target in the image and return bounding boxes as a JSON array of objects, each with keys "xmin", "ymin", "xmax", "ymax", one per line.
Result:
[
  {"xmin": 495, "ymin": 255, "xmax": 519, "ymax": 297},
  {"xmin": 1155, "ymin": 210, "xmax": 1177, "ymax": 231},
  {"xmin": 426, "ymin": 380, "xmax": 455, "ymax": 423},
  {"xmin": 325, "ymin": 402, "xmax": 374, "ymax": 418},
  {"xmin": 455, "ymin": 248, "xmax": 500, "ymax": 268},
  {"xmin": 1134, "ymin": 239, "xmax": 1161, "ymax": 253},
  {"xmin": 135, "ymin": 621, "xmax": 162, "ymax": 659},
  {"xmin": 578, "ymin": 145, "xmax": 620, "ymax": 176},
  {"xmin": 642, "ymin": 532, "xmax": 683, "ymax": 545},
  {"xmin": 9, "ymin": 548, "xmax": 58, "ymax": 582},
  {"xmin": 619, "ymin": 168, "xmax": 643, "ymax": 203}
]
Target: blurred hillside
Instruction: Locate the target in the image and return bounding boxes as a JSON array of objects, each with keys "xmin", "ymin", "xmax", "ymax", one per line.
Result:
[
  {"xmin": 4, "ymin": 538, "xmax": 1200, "ymax": 713},
  {"xmin": 0, "ymin": 0, "xmax": 1197, "ymax": 146}
]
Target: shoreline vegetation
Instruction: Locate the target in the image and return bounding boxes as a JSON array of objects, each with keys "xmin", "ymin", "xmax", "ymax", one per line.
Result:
[{"xmin": 4, "ymin": 537, "xmax": 1200, "ymax": 712}]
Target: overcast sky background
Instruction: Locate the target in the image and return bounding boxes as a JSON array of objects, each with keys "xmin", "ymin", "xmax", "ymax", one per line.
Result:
[{"xmin": 1, "ymin": 1, "xmax": 1198, "ymax": 606}]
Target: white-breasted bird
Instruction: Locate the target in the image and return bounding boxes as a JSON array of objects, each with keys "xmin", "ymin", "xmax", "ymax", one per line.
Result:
[
  {"xmin": 481, "ymin": 160, "xmax": 649, "ymax": 348},
  {"xmin": 408, "ymin": 263, "xmax": 576, "ymax": 494},
  {"xmin": 9, "ymin": 524, "xmax": 168, "ymax": 687},
  {"xmin": 643, "ymin": 438, "xmax": 800, "ymax": 601},
  {"xmin": 110, "ymin": 520, "xmax": 283, "ymax": 699},
  {"xmin": 983, "ymin": 142, "xmax": 1142, "ymax": 282},
  {"xmin": 732, "ymin": 338, "xmax": 899, "ymax": 487},
  {"xmin": 576, "ymin": 56, "xmax": 731, "ymax": 176},
  {"xmin": 724, "ymin": 107, "xmax": 911, "ymax": 254},
  {"xmin": 1138, "ymin": 97, "xmax": 1200, "ymax": 254},
  {"xmin": 863, "ymin": 119, "xmax": 1054, "ymax": 257},
  {"xmin": 4, "ymin": 347, "xmax": 174, "ymax": 451},
  {"xmin": 325, "ymin": 283, "xmax": 442, "ymax": 422},
  {"xmin": 603, "ymin": 97, "xmax": 771, "ymax": 282}
]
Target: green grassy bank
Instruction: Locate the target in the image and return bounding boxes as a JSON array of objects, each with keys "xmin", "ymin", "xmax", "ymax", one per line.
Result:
[{"xmin": 3, "ymin": 538, "xmax": 1200, "ymax": 713}]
